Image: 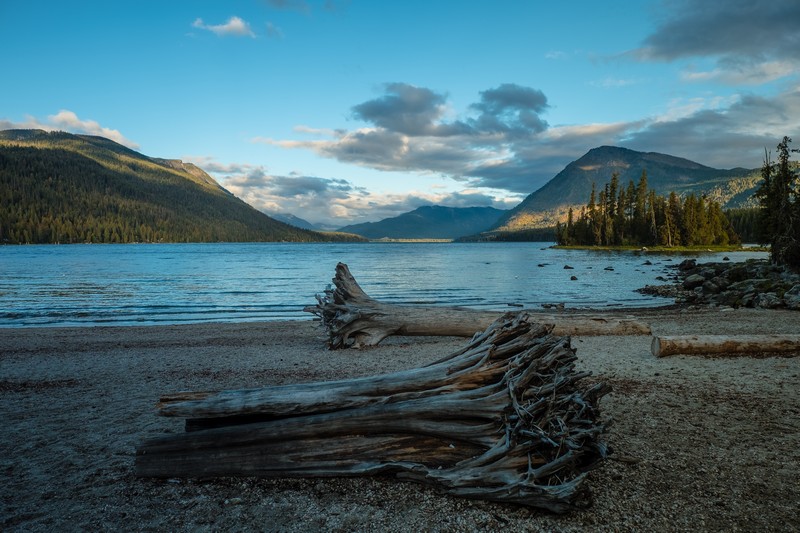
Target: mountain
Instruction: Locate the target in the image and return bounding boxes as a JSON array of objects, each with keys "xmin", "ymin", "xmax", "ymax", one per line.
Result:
[
  {"xmin": 269, "ymin": 212, "xmax": 321, "ymax": 231},
  {"xmin": 338, "ymin": 205, "xmax": 507, "ymax": 239},
  {"xmin": 0, "ymin": 129, "xmax": 363, "ymax": 244},
  {"xmin": 493, "ymin": 146, "xmax": 761, "ymax": 232}
]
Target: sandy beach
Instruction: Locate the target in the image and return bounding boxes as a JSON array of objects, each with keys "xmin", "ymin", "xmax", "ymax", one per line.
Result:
[{"xmin": 2, "ymin": 306, "xmax": 799, "ymax": 532}]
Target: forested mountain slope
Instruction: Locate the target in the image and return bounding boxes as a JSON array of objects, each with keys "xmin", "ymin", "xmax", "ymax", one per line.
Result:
[
  {"xmin": 493, "ymin": 146, "xmax": 760, "ymax": 232},
  {"xmin": 0, "ymin": 130, "xmax": 361, "ymax": 243}
]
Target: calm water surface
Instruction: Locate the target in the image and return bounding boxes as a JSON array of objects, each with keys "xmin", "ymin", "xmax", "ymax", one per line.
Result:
[{"xmin": 0, "ymin": 243, "xmax": 768, "ymax": 327}]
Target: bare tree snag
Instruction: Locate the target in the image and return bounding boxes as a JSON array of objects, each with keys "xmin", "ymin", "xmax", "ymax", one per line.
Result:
[
  {"xmin": 304, "ymin": 262, "xmax": 651, "ymax": 349},
  {"xmin": 652, "ymin": 334, "xmax": 800, "ymax": 357},
  {"xmin": 136, "ymin": 313, "xmax": 611, "ymax": 513}
]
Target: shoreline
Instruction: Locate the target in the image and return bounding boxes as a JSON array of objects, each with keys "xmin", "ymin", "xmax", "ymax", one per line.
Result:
[
  {"xmin": 0, "ymin": 303, "xmax": 685, "ymax": 330},
  {"xmin": 2, "ymin": 308, "xmax": 799, "ymax": 531}
]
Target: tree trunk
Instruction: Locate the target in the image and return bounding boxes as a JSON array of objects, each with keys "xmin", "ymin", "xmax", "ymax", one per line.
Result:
[
  {"xmin": 651, "ymin": 334, "xmax": 800, "ymax": 357},
  {"xmin": 304, "ymin": 262, "xmax": 651, "ymax": 349},
  {"xmin": 135, "ymin": 313, "xmax": 611, "ymax": 513}
]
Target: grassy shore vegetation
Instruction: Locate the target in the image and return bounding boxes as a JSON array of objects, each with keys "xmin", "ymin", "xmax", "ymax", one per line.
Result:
[{"xmin": 555, "ymin": 170, "xmax": 740, "ymax": 248}]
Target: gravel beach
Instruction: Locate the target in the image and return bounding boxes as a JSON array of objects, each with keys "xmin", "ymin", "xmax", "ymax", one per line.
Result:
[{"xmin": 2, "ymin": 307, "xmax": 799, "ymax": 532}]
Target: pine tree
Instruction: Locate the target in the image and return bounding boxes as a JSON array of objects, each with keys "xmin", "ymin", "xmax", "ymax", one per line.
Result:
[
  {"xmin": 633, "ymin": 171, "xmax": 648, "ymax": 242},
  {"xmin": 757, "ymin": 137, "xmax": 799, "ymax": 267}
]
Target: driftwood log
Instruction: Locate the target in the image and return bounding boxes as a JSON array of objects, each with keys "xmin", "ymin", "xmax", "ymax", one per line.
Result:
[
  {"xmin": 652, "ymin": 334, "xmax": 800, "ymax": 357},
  {"xmin": 136, "ymin": 313, "xmax": 611, "ymax": 513},
  {"xmin": 304, "ymin": 262, "xmax": 651, "ymax": 349}
]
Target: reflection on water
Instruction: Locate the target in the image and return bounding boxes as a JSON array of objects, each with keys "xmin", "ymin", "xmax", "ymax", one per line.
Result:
[{"xmin": 0, "ymin": 243, "xmax": 767, "ymax": 327}]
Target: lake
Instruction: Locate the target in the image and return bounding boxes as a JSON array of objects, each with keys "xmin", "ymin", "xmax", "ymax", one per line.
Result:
[{"xmin": 0, "ymin": 242, "xmax": 768, "ymax": 327}]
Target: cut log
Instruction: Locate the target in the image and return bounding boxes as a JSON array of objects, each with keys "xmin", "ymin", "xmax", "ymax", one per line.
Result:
[
  {"xmin": 304, "ymin": 262, "xmax": 651, "ymax": 349},
  {"xmin": 136, "ymin": 313, "xmax": 611, "ymax": 513},
  {"xmin": 652, "ymin": 334, "xmax": 800, "ymax": 357}
]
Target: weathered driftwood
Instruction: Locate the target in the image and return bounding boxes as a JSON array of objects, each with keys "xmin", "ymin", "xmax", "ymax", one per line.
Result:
[
  {"xmin": 304, "ymin": 262, "xmax": 651, "ymax": 349},
  {"xmin": 652, "ymin": 334, "xmax": 800, "ymax": 357},
  {"xmin": 136, "ymin": 313, "xmax": 611, "ymax": 513}
]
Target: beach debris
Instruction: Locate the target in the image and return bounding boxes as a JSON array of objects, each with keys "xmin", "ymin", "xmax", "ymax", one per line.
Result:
[
  {"xmin": 303, "ymin": 263, "xmax": 652, "ymax": 349},
  {"xmin": 652, "ymin": 334, "xmax": 800, "ymax": 357},
  {"xmin": 135, "ymin": 313, "xmax": 611, "ymax": 513}
]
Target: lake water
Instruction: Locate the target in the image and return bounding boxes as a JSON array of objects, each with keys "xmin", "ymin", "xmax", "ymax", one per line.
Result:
[{"xmin": 0, "ymin": 243, "xmax": 768, "ymax": 328}]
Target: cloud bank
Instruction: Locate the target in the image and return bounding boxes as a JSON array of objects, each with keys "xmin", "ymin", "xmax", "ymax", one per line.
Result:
[
  {"xmin": 264, "ymin": 80, "xmax": 800, "ymax": 198},
  {"xmin": 634, "ymin": 0, "xmax": 800, "ymax": 84},
  {"xmin": 0, "ymin": 110, "xmax": 139, "ymax": 149}
]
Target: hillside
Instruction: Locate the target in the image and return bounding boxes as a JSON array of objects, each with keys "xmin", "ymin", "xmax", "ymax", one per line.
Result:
[
  {"xmin": 493, "ymin": 146, "xmax": 761, "ymax": 232},
  {"xmin": 337, "ymin": 205, "xmax": 506, "ymax": 240},
  {"xmin": 0, "ymin": 130, "xmax": 363, "ymax": 244}
]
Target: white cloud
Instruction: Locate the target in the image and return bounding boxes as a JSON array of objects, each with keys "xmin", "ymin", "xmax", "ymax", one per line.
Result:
[
  {"xmin": 1, "ymin": 110, "xmax": 139, "ymax": 149},
  {"xmin": 652, "ymin": 95, "xmax": 741, "ymax": 123},
  {"xmin": 192, "ymin": 16, "xmax": 255, "ymax": 38},
  {"xmin": 589, "ymin": 77, "xmax": 644, "ymax": 89},
  {"xmin": 681, "ymin": 60, "xmax": 799, "ymax": 86}
]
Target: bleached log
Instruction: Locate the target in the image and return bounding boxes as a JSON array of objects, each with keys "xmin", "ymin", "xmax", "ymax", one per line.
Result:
[
  {"xmin": 136, "ymin": 313, "xmax": 611, "ymax": 513},
  {"xmin": 304, "ymin": 262, "xmax": 651, "ymax": 349},
  {"xmin": 652, "ymin": 334, "xmax": 800, "ymax": 357}
]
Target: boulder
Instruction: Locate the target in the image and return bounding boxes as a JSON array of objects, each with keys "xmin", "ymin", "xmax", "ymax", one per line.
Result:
[
  {"xmin": 741, "ymin": 292, "xmax": 757, "ymax": 308},
  {"xmin": 710, "ymin": 276, "xmax": 729, "ymax": 291},
  {"xmin": 784, "ymin": 284, "xmax": 800, "ymax": 310},
  {"xmin": 702, "ymin": 280, "xmax": 721, "ymax": 294},
  {"xmin": 756, "ymin": 292, "xmax": 783, "ymax": 309},
  {"xmin": 683, "ymin": 273, "xmax": 706, "ymax": 290}
]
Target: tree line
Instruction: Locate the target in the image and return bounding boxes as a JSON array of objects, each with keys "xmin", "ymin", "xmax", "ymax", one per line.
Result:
[{"xmin": 555, "ymin": 171, "xmax": 740, "ymax": 247}]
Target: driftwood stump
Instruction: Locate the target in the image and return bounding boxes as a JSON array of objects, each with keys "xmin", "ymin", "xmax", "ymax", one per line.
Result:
[
  {"xmin": 135, "ymin": 313, "xmax": 611, "ymax": 513},
  {"xmin": 304, "ymin": 262, "xmax": 651, "ymax": 349}
]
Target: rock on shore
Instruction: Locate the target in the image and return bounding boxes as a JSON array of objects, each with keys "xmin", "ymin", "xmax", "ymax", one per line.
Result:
[{"xmin": 640, "ymin": 258, "xmax": 800, "ymax": 309}]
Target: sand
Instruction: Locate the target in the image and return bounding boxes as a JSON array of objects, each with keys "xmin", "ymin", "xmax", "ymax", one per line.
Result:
[{"xmin": 2, "ymin": 307, "xmax": 799, "ymax": 532}]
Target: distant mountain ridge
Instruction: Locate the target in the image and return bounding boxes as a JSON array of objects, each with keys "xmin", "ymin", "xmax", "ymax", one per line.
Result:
[
  {"xmin": 493, "ymin": 146, "xmax": 761, "ymax": 232},
  {"xmin": 269, "ymin": 212, "xmax": 322, "ymax": 231},
  {"xmin": 338, "ymin": 205, "xmax": 506, "ymax": 239},
  {"xmin": 0, "ymin": 129, "xmax": 362, "ymax": 244}
]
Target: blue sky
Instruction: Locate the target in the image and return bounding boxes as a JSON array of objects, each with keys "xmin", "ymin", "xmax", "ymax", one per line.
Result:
[{"xmin": 2, "ymin": 0, "xmax": 798, "ymax": 228}]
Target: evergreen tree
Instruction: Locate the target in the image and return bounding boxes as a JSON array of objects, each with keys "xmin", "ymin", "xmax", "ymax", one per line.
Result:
[
  {"xmin": 756, "ymin": 137, "xmax": 799, "ymax": 267},
  {"xmin": 633, "ymin": 171, "xmax": 649, "ymax": 242},
  {"xmin": 613, "ymin": 187, "xmax": 626, "ymax": 245},
  {"xmin": 608, "ymin": 173, "xmax": 619, "ymax": 219}
]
